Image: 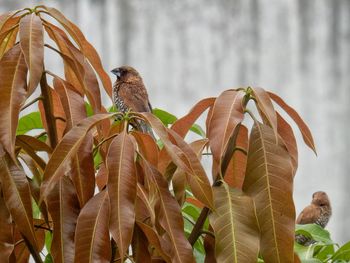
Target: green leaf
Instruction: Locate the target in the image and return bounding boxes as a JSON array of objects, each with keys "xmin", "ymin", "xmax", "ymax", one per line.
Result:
[
  {"xmin": 45, "ymin": 231, "xmax": 52, "ymax": 253},
  {"xmin": 153, "ymin": 108, "xmax": 206, "ymax": 137},
  {"xmin": 189, "ymin": 123, "xmax": 206, "ymax": 137},
  {"xmin": 295, "ymin": 224, "xmax": 333, "ymax": 244},
  {"xmin": 153, "ymin": 108, "xmax": 177, "ymax": 126},
  {"xmin": 182, "ymin": 203, "xmax": 200, "ymax": 221},
  {"xmin": 85, "ymin": 102, "xmax": 93, "ymax": 117},
  {"xmin": 332, "ymin": 241, "xmax": 350, "ymax": 261},
  {"xmin": 44, "ymin": 253, "xmax": 53, "ymax": 263},
  {"xmin": 17, "ymin": 112, "xmax": 43, "ymax": 135}
]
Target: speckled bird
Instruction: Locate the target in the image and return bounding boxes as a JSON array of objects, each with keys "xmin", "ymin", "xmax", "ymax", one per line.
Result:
[
  {"xmin": 111, "ymin": 66, "xmax": 153, "ymax": 134},
  {"xmin": 295, "ymin": 191, "xmax": 332, "ymax": 245}
]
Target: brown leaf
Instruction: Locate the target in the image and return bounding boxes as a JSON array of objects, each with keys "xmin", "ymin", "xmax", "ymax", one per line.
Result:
[
  {"xmin": 0, "ymin": 193, "xmax": 14, "ymax": 261},
  {"xmin": 142, "ymin": 160, "xmax": 195, "ymax": 263},
  {"xmin": 0, "ymin": 26, "xmax": 19, "ymax": 59},
  {"xmin": 74, "ymin": 190, "xmax": 111, "ymax": 263},
  {"xmin": 41, "ymin": 113, "xmax": 113, "ymax": 200},
  {"xmin": 252, "ymin": 87, "xmax": 278, "ymax": 142},
  {"xmin": 136, "ymin": 222, "xmax": 171, "ymax": 262},
  {"xmin": 70, "ymin": 135, "xmax": 95, "ymax": 207},
  {"xmin": 171, "ymin": 97, "xmax": 216, "ymax": 138},
  {"xmin": 209, "ymin": 182, "xmax": 260, "ymax": 263},
  {"xmin": 96, "ymin": 163, "xmax": 108, "ymax": 191},
  {"xmin": 16, "ymin": 135, "xmax": 52, "ymax": 153},
  {"xmin": 172, "ymin": 168, "xmax": 186, "ymax": 207},
  {"xmin": 0, "ymin": 16, "xmax": 21, "ymax": 59},
  {"xmin": 0, "ymin": 44, "xmax": 28, "ymax": 161},
  {"xmin": 276, "ymin": 112, "xmax": 298, "ymax": 176},
  {"xmin": 19, "ymin": 13, "xmax": 44, "ymax": 94},
  {"xmin": 168, "ymin": 130, "xmax": 214, "ymax": 210},
  {"xmin": 132, "ymin": 224, "xmax": 152, "ymax": 263},
  {"xmin": 47, "ymin": 176, "xmax": 80, "ymax": 263},
  {"xmin": 38, "ymin": 6, "xmax": 112, "ymax": 97},
  {"xmin": 203, "ymin": 227, "xmax": 216, "ymax": 263},
  {"xmin": 136, "ymin": 184, "xmax": 156, "ymax": 226},
  {"xmin": 107, "ymin": 131, "xmax": 137, "ymax": 259},
  {"xmin": 268, "ymin": 91, "xmax": 317, "ymax": 154},
  {"xmin": 39, "ymin": 87, "xmax": 67, "ymax": 140},
  {"xmin": 0, "ymin": 146, "xmax": 39, "ymax": 258},
  {"xmin": 44, "ymin": 23, "xmax": 84, "ymax": 96},
  {"xmin": 132, "ymin": 131, "xmax": 159, "ymax": 167},
  {"xmin": 53, "ymin": 76, "xmax": 95, "ymax": 206},
  {"xmin": 224, "ymin": 125, "xmax": 248, "ymax": 189},
  {"xmin": 53, "ymin": 77, "xmax": 87, "ymax": 130},
  {"xmin": 15, "ymin": 136, "xmax": 47, "ymax": 171},
  {"xmin": 173, "ymin": 139, "xmax": 208, "ymax": 206},
  {"xmin": 243, "ymin": 122, "xmax": 295, "ymax": 263},
  {"xmin": 207, "ymin": 90, "xmax": 245, "ymax": 174}
]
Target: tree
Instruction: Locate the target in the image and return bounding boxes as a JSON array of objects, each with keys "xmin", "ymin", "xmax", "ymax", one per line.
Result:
[{"xmin": 0, "ymin": 5, "xmax": 319, "ymax": 263}]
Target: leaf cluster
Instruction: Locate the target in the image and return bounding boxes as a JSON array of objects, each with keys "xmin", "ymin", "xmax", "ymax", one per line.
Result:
[{"xmin": 0, "ymin": 5, "xmax": 323, "ymax": 263}]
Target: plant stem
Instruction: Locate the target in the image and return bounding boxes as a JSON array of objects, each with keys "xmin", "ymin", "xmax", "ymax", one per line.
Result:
[{"xmin": 40, "ymin": 71, "xmax": 58, "ymax": 148}]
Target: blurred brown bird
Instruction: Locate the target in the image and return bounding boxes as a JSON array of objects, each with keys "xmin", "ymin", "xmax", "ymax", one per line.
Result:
[
  {"xmin": 111, "ymin": 66, "xmax": 153, "ymax": 134},
  {"xmin": 295, "ymin": 191, "xmax": 332, "ymax": 245}
]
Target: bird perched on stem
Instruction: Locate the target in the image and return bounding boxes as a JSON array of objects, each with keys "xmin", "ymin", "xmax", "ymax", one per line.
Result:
[
  {"xmin": 295, "ymin": 191, "xmax": 332, "ymax": 245},
  {"xmin": 111, "ymin": 66, "xmax": 153, "ymax": 135}
]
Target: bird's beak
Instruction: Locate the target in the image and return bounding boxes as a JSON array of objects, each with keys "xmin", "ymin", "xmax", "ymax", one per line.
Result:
[{"xmin": 111, "ymin": 68, "xmax": 121, "ymax": 79}]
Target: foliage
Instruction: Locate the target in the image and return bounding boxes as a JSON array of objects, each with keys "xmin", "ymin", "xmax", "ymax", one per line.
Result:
[
  {"xmin": 293, "ymin": 224, "xmax": 350, "ymax": 263},
  {"xmin": 0, "ymin": 5, "xmax": 325, "ymax": 263}
]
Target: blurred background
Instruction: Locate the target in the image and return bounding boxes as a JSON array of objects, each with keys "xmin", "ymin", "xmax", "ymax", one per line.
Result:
[{"xmin": 1, "ymin": 0, "xmax": 349, "ymax": 244}]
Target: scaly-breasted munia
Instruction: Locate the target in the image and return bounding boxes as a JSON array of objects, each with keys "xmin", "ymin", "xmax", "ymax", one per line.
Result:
[
  {"xmin": 111, "ymin": 66, "xmax": 153, "ymax": 134},
  {"xmin": 295, "ymin": 191, "xmax": 332, "ymax": 245}
]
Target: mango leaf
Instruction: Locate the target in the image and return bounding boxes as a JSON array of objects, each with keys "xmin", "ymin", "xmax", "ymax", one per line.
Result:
[
  {"xmin": 332, "ymin": 241, "xmax": 350, "ymax": 261},
  {"xmin": 268, "ymin": 91, "xmax": 316, "ymax": 154},
  {"xmin": 224, "ymin": 125, "xmax": 248, "ymax": 189},
  {"xmin": 16, "ymin": 135, "xmax": 52, "ymax": 153},
  {"xmin": 142, "ymin": 160, "xmax": 195, "ymax": 263},
  {"xmin": 131, "ymin": 131, "xmax": 159, "ymax": 167},
  {"xmin": 0, "ymin": 25, "xmax": 19, "ymax": 58},
  {"xmin": 207, "ymin": 90, "xmax": 244, "ymax": 174},
  {"xmin": 39, "ymin": 87, "xmax": 66, "ymax": 141},
  {"xmin": 203, "ymin": 226, "xmax": 216, "ymax": 263},
  {"xmin": 295, "ymin": 224, "xmax": 332, "ymax": 244},
  {"xmin": 0, "ymin": 44, "xmax": 28, "ymax": 161},
  {"xmin": 74, "ymin": 190, "xmax": 111, "ymax": 263},
  {"xmin": 19, "ymin": 13, "xmax": 44, "ymax": 94},
  {"xmin": 136, "ymin": 221, "xmax": 172, "ymax": 262},
  {"xmin": 53, "ymin": 76, "xmax": 95, "ymax": 206},
  {"xmin": 0, "ymin": 15, "xmax": 21, "ymax": 59},
  {"xmin": 168, "ymin": 129, "xmax": 214, "ymax": 210},
  {"xmin": 132, "ymin": 224, "xmax": 152, "ymax": 263},
  {"xmin": 0, "ymin": 146, "xmax": 40, "ymax": 260},
  {"xmin": 153, "ymin": 108, "xmax": 206, "ymax": 137},
  {"xmin": 153, "ymin": 108, "xmax": 177, "ymax": 126},
  {"xmin": 47, "ymin": 176, "xmax": 80, "ymax": 263},
  {"xmin": 17, "ymin": 112, "xmax": 43, "ymax": 135},
  {"xmin": 38, "ymin": 6, "xmax": 112, "ymax": 97},
  {"xmin": 107, "ymin": 131, "xmax": 137, "ymax": 259},
  {"xmin": 243, "ymin": 122, "xmax": 295, "ymax": 263},
  {"xmin": 276, "ymin": 112, "xmax": 298, "ymax": 176},
  {"xmin": 171, "ymin": 97, "xmax": 215, "ymax": 138},
  {"xmin": 41, "ymin": 113, "xmax": 113, "ymax": 200},
  {"xmin": 209, "ymin": 182, "xmax": 260, "ymax": 263},
  {"xmin": 53, "ymin": 77, "xmax": 87, "ymax": 129},
  {"xmin": 0, "ymin": 194, "xmax": 14, "ymax": 261},
  {"xmin": 252, "ymin": 87, "xmax": 278, "ymax": 142}
]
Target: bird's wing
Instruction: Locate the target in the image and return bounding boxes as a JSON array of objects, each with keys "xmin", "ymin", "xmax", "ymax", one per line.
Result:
[
  {"xmin": 296, "ymin": 205, "xmax": 321, "ymax": 224},
  {"xmin": 118, "ymin": 82, "xmax": 152, "ymax": 112}
]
